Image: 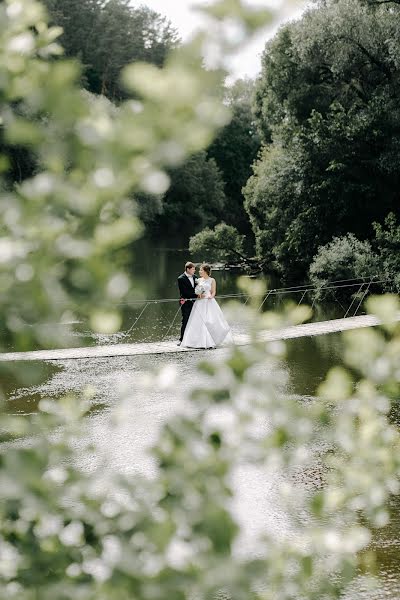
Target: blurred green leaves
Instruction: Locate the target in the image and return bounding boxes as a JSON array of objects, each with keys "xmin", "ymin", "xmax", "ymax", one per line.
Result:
[{"xmin": 1, "ymin": 298, "xmax": 399, "ymax": 599}]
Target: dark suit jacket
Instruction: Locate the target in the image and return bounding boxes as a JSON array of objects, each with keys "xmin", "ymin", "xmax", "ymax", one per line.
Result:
[{"xmin": 178, "ymin": 273, "xmax": 198, "ymax": 301}]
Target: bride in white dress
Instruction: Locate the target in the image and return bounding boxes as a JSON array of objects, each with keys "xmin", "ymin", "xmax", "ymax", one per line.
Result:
[{"xmin": 181, "ymin": 263, "xmax": 233, "ymax": 349}]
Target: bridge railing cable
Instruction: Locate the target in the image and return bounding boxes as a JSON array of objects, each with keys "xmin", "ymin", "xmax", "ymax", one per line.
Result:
[
  {"xmin": 111, "ymin": 275, "xmax": 390, "ymax": 307},
  {"xmin": 116, "ymin": 276, "xmax": 393, "ymax": 345},
  {"xmin": 26, "ymin": 276, "xmax": 397, "ymax": 345}
]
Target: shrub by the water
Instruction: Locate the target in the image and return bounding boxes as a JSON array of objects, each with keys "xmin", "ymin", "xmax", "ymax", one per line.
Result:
[{"xmin": 309, "ymin": 233, "xmax": 381, "ymax": 297}]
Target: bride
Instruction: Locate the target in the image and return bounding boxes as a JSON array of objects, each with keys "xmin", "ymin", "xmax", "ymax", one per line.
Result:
[{"xmin": 181, "ymin": 263, "xmax": 233, "ymax": 349}]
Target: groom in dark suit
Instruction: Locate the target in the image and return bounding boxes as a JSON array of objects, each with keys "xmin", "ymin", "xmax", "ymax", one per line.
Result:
[{"xmin": 177, "ymin": 261, "xmax": 198, "ymax": 345}]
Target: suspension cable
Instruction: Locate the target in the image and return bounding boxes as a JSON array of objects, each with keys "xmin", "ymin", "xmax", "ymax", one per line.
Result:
[
  {"xmin": 26, "ymin": 276, "xmax": 396, "ymax": 331},
  {"xmin": 352, "ymin": 279, "xmax": 373, "ymax": 317},
  {"xmin": 162, "ymin": 306, "xmax": 182, "ymax": 341},
  {"xmin": 125, "ymin": 302, "xmax": 150, "ymax": 335},
  {"xmin": 343, "ymin": 282, "xmax": 365, "ymax": 318},
  {"xmin": 112, "ymin": 276, "xmax": 391, "ymax": 307}
]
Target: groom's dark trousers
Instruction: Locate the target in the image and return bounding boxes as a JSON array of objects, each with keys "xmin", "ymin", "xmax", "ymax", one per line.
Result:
[{"xmin": 178, "ymin": 273, "xmax": 198, "ymax": 342}]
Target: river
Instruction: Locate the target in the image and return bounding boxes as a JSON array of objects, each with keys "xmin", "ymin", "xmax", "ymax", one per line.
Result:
[{"xmin": 3, "ymin": 237, "xmax": 400, "ymax": 597}]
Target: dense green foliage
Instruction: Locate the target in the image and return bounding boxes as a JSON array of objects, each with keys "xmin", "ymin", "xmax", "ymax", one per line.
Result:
[
  {"xmin": 149, "ymin": 152, "xmax": 226, "ymax": 236},
  {"xmin": 189, "ymin": 79, "xmax": 261, "ymax": 260},
  {"xmin": 208, "ymin": 79, "xmax": 260, "ymax": 233},
  {"xmin": 1, "ymin": 0, "xmax": 179, "ymax": 187},
  {"xmin": 245, "ymin": 0, "xmax": 400, "ymax": 281},
  {"xmin": 0, "ymin": 0, "xmax": 178, "ymax": 186},
  {"xmin": 309, "ymin": 233, "xmax": 380, "ymax": 291},
  {"xmin": 309, "ymin": 213, "xmax": 400, "ymax": 293},
  {"xmin": 147, "ymin": 78, "xmax": 260, "ymax": 240},
  {"xmin": 189, "ymin": 222, "xmax": 246, "ymax": 262},
  {"xmin": 42, "ymin": 0, "xmax": 179, "ymax": 100},
  {"xmin": 19, "ymin": 0, "xmax": 400, "ymax": 281},
  {"xmin": 40, "ymin": 0, "xmax": 261, "ymax": 240},
  {"xmin": 373, "ymin": 212, "xmax": 400, "ymax": 292}
]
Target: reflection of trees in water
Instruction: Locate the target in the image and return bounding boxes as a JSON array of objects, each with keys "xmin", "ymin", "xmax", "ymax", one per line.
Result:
[{"xmin": 285, "ymin": 334, "xmax": 343, "ymax": 397}]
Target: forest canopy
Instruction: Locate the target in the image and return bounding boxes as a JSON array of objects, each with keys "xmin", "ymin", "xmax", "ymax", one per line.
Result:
[{"xmin": 244, "ymin": 0, "xmax": 400, "ymax": 282}]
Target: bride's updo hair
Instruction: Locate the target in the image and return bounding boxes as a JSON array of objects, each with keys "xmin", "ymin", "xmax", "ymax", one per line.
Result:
[{"xmin": 201, "ymin": 263, "xmax": 211, "ymax": 275}]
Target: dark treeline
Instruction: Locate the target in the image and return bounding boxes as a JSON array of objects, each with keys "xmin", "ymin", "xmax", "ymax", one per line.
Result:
[
  {"xmin": 208, "ymin": 79, "xmax": 261, "ymax": 235},
  {"xmin": 147, "ymin": 79, "xmax": 260, "ymax": 238},
  {"xmin": 5, "ymin": 0, "xmax": 399, "ymax": 286}
]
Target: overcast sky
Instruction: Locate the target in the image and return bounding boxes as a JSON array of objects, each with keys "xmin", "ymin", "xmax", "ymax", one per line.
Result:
[{"xmin": 134, "ymin": 0, "xmax": 306, "ymax": 80}]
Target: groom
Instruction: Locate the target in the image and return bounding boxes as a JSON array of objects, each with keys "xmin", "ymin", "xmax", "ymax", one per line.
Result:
[{"xmin": 177, "ymin": 261, "xmax": 198, "ymax": 345}]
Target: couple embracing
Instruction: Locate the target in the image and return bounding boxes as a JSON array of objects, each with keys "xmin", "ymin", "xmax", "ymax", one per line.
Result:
[{"xmin": 177, "ymin": 261, "xmax": 233, "ymax": 349}]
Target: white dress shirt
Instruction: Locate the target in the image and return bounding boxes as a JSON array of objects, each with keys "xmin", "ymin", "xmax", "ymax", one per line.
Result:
[{"xmin": 186, "ymin": 273, "xmax": 195, "ymax": 287}]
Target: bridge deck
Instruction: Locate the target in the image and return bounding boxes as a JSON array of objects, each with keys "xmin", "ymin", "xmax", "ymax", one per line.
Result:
[{"xmin": 0, "ymin": 314, "xmax": 392, "ymax": 362}]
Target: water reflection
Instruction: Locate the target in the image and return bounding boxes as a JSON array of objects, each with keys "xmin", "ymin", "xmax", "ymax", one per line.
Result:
[
  {"xmin": 285, "ymin": 335, "xmax": 400, "ymax": 598},
  {"xmin": 285, "ymin": 333, "xmax": 343, "ymax": 397}
]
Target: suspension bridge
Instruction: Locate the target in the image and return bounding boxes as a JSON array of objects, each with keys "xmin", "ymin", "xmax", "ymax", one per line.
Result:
[{"xmin": 0, "ymin": 277, "xmax": 397, "ymax": 362}]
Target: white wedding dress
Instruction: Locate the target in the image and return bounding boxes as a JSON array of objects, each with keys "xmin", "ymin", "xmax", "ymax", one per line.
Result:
[{"xmin": 181, "ymin": 277, "xmax": 233, "ymax": 348}]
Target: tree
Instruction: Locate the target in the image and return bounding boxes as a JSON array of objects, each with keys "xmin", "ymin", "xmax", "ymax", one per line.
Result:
[
  {"xmin": 1, "ymin": 0, "xmax": 179, "ymax": 188},
  {"xmin": 308, "ymin": 233, "xmax": 381, "ymax": 295},
  {"xmin": 247, "ymin": 0, "xmax": 400, "ymax": 281},
  {"xmin": 134, "ymin": 191, "xmax": 163, "ymax": 227},
  {"xmin": 244, "ymin": 144, "xmax": 314, "ymax": 280},
  {"xmin": 373, "ymin": 212, "xmax": 400, "ymax": 292},
  {"xmin": 308, "ymin": 214, "xmax": 400, "ymax": 296},
  {"xmin": 208, "ymin": 78, "xmax": 260, "ymax": 233},
  {"xmin": 42, "ymin": 0, "xmax": 179, "ymax": 100},
  {"xmin": 153, "ymin": 152, "xmax": 226, "ymax": 237},
  {"xmin": 189, "ymin": 222, "xmax": 246, "ymax": 263}
]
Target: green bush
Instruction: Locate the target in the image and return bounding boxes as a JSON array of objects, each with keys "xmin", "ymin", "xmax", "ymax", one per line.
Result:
[
  {"xmin": 309, "ymin": 233, "xmax": 381, "ymax": 296},
  {"xmin": 189, "ymin": 223, "xmax": 246, "ymax": 263},
  {"xmin": 373, "ymin": 212, "xmax": 400, "ymax": 293}
]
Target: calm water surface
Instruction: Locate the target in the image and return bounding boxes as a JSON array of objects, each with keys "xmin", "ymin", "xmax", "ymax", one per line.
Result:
[{"xmin": 3, "ymin": 238, "xmax": 400, "ymax": 597}]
